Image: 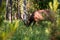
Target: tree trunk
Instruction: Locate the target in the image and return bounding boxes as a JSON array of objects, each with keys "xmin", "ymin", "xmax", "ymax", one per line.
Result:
[
  {"xmin": 0, "ymin": 0, "xmax": 2, "ymax": 6},
  {"xmin": 6, "ymin": 0, "xmax": 12, "ymax": 22},
  {"xmin": 22, "ymin": 0, "xmax": 28, "ymax": 24},
  {"xmin": 17, "ymin": 0, "xmax": 21, "ymax": 19},
  {"xmin": 6, "ymin": 0, "xmax": 9, "ymax": 20}
]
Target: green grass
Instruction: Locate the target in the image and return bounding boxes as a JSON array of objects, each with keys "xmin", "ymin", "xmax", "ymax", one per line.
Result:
[
  {"xmin": 3, "ymin": 20, "xmax": 51, "ymax": 40},
  {"xmin": 0, "ymin": 13, "xmax": 60, "ymax": 40}
]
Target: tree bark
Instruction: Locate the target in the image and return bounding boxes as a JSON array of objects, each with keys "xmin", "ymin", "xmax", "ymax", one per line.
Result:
[
  {"xmin": 6, "ymin": 0, "xmax": 12, "ymax": 22},
  {"xmin": 17, "ymin": 0, "xmax": 21, "ymax": 19}
]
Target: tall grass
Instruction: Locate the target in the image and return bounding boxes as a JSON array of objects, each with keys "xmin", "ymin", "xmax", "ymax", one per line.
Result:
[{"xmin": 0, "ymin": 11, "xmax": 60, "ymax": 40}]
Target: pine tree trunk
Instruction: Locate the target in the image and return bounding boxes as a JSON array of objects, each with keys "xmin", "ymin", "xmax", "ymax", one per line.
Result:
[
  {"xmin": 6, "ymin": 0, "xmax": 12, "ymax": 22},
  {"xmin": 6, "ymin": 0, "xmax": 9, "ymax": 20},
  {"xmin": 17, "ymin": 0, "xmax": 21, "ymax": 19}
]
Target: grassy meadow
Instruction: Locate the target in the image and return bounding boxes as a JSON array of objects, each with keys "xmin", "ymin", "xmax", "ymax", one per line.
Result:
[{"xmin": 0, "ymin": 12, "xmax": 60, "ymax": 40}]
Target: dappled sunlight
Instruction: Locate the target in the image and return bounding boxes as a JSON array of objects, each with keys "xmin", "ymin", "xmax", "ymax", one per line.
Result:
[
  {"xmin": 0, "ymin": 0, "xmax": 60, "ymax": 40},
  {"xmin": 45, "ymin": 28, "xmax": 51, "ymax": 35}
]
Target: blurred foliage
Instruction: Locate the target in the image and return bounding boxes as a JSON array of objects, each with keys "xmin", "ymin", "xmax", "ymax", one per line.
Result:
[
  {"xmin": 0, "ymin": 20, "xmax": 19, "ymax": 40},
  {"xmin": 0, "ymin": 0, "xmax": 6, "ymax": 26},
  {"xmin": 26, "ymin": 0, "xmax": 53, "ymax": 13},
  {"xmin": 0, "ymin": 0, "xmax": 60, "ymax": 40},
  {"xmin": 49, "ymin": 0, "xmax": 59, "ymax": 12}
]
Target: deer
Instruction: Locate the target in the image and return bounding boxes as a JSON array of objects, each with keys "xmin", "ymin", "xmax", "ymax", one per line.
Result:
[{"xmin": 25, "ymin": 9, "xmax": 55, "ymax": 26}]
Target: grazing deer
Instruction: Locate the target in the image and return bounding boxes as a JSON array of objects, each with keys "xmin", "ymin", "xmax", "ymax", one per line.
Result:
[{"xmin": 25, "ymin": 9, "xmax": 55, "ymax": 26}]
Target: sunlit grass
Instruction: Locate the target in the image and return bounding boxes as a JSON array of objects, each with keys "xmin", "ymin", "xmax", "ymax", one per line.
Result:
[{"xmin": 0, "ymin": 13, "xmax": 60, "ymax": 40}]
